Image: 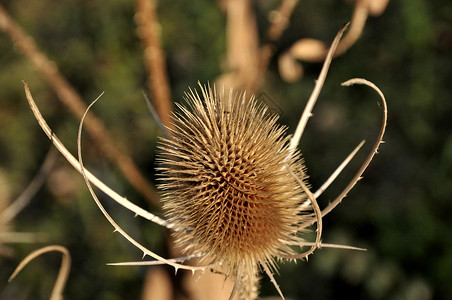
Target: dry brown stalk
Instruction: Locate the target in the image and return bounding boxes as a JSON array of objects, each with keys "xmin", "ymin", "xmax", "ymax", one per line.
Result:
[
  {"xmin": 266, "ymin": 0, "xmax": 300, "ymax": 42},
  {"xmin": 332, "ymin": 0, "xmax": 390, "ymax": 56},
  {"xmin": 334, "ymin": 0, "xmax": 369, "ymax": 57},
  {"xmin": 319, "ymin": 78, "xmax": 388, "ymax": 219},
  {"xmin": 289, "ymin": 1, "xmax": 369, "ymax": 63},
  {"xmin": 220, "ymin": 0, "xmax": 300, "ymax": 94},
  {"xmin": 135, "ymin": 0, "xmax": 173, "ymax": 130},
  {"xmin": 274, "ymin": 0, "xmax": 391, "ymax": 83},
  {"xmin": 217, "ymin": 0, "xmax": 260, "ymax": 93},
  {"xmin": 134, "ymin": 2, "xmax": 185, "ymax": 296},
  {"xmin": 259, "ymin": 0, "xmax": 300, "ymax": 81},
  {"xmin": 9, "ymin": 245, "xmax": 71, "ymax": 300},
  {"xmin": 278, "ymin": 0, "xmax": 390, "ymax": 82},
  {"xmin": 0, "ymin": 4, "xmax": 160, "ymax": 207},
  {"xmin": 220, "ymin": 0, "xmax": 390, "ymax": 91}
]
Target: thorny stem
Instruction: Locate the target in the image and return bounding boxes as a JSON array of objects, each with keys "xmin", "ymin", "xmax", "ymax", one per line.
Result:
[
  {"xmin": 76, "ymin": 93, "xmax": 210, "ymax": 273},
  {"xmin": 9, "ymin": 245, "xmax": 71, "ymax": 300},
  {"xmin": 298, "ymin": 78, "xmax": 387, "ymax": 229},
  {"xmin": 107, "ymin": 253, "xmax": 205, "ymax": 266},
  {"xmin": 313, "ymin": 140, "xmax": 365, "ymax": 199},
  {"xmin": 23, "ymin": 81, "xmax": 209, "ymax": 273},
  {"xmin": 315, "ymin": 78, "xmax": 387, "ymax": 220},
  {"xmin": 22, "ymin": 83, "xmax": 170, "ymax": 229},
  {"xmin": 279, "ymin": 172, "xmax": 323, "ymax": 260},
  {"xmin": 295, "ymin": 242, "xmax": 366, "ymax": 252},
  {"xmin": 0, "ymin": 4, "xmax": 160, "ymax": 207},
  {"xmin": 289, "ymin": 22, "xmax": 350, "ymax": 153}
]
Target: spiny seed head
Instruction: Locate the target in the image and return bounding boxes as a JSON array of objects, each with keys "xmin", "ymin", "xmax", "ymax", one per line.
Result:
[{"xmin": 157, "ymin": 84, "xmax": 311, "ymax": 277}]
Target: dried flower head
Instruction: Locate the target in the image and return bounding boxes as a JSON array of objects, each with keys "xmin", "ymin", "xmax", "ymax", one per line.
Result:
[
  {"xmin": 157, "ymin": 86, "xmax": 311, "ymax": 295},
  {"xmin": 23, "ymin": 24, "xmax": 387, "ymax": 300}
]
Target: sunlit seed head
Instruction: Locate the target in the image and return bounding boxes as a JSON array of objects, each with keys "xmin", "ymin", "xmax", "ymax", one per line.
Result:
[{"xmin": 157, "ymin": 84, "xmax": 310, "ymax": 276}]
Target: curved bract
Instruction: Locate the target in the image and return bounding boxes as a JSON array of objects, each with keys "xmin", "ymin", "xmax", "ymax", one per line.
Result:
[{"xmin": 9, "ymin": 245, "xmax": 71, "ymax": 300}]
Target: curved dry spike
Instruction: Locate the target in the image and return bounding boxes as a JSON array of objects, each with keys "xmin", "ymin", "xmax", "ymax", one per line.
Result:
[
  {"xmin": 142, "ymin": 91, "xmax": 170, "ymax": 140},
  {"xmin": 280, "ymin": 170, "xmax": 322, "ymax": 260},
  {"xmin": 9, "ymin": 245, "xmax": 71, "ymax": 300},
  {"xmin": 310, "ymin": 78, "xmax": 387, "ymax": 224},
  {"xmin": 313, "ymin": 140, "xmax": 365, "ymax": 199},
  {"xmin": 262, "ymin": 263, "xmax": 286, "ymax": 300},
  {"xmin": 108, "ymin": 261, "xmax": 186, "ymax": 266},
  {"xmin": 23, "ymin": 82, "xmax": 171, "ymax": 229},
  {"xmin": 294, "ymin": 241, "xmax": 367, "ymax": 252},
  {"xmin": 107, "ymin": 253, "xmax": 205, "ymax": 266},
  {"xmin": 289, "ymin": 22, "xmax": 350, "ymax": 153},
  {"xmin": 76, "ymin": 95, "xmax": 210, "ymax": 273}
]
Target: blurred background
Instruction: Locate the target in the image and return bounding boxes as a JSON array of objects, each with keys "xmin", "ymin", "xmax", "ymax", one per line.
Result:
[{"xmin": 0, "ymin": 0, "xmax": 451, "ymax": 299}]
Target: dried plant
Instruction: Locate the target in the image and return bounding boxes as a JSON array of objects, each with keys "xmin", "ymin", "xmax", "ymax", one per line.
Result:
[
  {"xmin": 0, "ymin": 150, "xmax": 55, "ymax": 257},
  {"xmin": 0, "ymin": 3, "xmax": 160, "ymax": 207},
  {"xmin": 278, "ymin": 0, "xmax": 390, "ymax": 82},
  {"xmin": 22, "ymin": 22, "xmax": 387, "ymax": 299},
  {"xmin": 9, "ymin": 245, "xmax": 71, "ymax": 300}
]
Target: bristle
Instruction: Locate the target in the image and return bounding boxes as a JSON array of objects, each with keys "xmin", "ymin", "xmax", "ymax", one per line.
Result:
[{"xmin": 156, "ymin": 84, "xmax": 310, "ymax": 291}]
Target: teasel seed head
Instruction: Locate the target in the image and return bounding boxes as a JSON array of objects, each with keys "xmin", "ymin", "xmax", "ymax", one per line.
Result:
[{"xmin": 157, "ymin": 84, "xmax": 311, "ymax": 283}]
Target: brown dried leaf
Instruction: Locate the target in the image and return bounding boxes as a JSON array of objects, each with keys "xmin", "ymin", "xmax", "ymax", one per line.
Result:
[
  {"xmin": 366, "ymin": 0, "xmax": 390, "ymax": 16},
  {"xmin": 289, "ymin": 38, "xmax": 328, "ymax": 62},
  {"xmin": 278, "ymin": 51, "xmax": 303, "ymax": 82}
]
